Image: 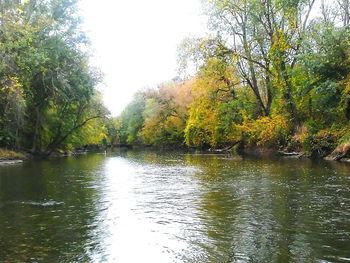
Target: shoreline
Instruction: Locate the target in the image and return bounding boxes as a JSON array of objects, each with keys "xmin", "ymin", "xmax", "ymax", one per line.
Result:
[
  {"xmin": 125, "ymin": 144, "xmax": 350, "ymax": 164},
  {"xmin": 0, "ymin": 148, "xmax": 27, "ymax": 165},
  {"xmin": 0, "ymin": 159, "xmax": 24, "ymax": 165},
  {"xmin": 1, "ymin": 145, "xmax": 349, "ymax": 165}
]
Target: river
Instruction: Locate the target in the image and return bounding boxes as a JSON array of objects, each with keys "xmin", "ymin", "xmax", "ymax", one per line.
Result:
[{"xmin": 0, "ymin": 150, "xmax": 350, "ymax": 262}]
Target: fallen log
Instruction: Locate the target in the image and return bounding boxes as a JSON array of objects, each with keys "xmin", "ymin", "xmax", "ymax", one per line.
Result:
[
  {"xmin": 277, "ymin": 151, "xmax": 301, "ymax": 156},
  {"xmin": 325, "ymin": 142, "xmax": 350, "ymax": 161},
  {"xmin": 210, "ymin": 141, "xmax": 240, "ymax": 153}
]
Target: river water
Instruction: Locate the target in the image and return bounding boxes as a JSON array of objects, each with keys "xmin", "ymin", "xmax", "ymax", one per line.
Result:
[{"xmin": 0, "ymin": 151, "xmax": 350, "ymax": 262}]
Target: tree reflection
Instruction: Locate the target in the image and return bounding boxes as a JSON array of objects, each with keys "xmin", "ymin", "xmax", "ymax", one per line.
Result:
[
  {"xmin": 0, "ymin": 154, "xmax": 105, "ymax": 262},
  {"xmin": 184, "ymin": 154, "xmax": 350, "ymax": 262}
]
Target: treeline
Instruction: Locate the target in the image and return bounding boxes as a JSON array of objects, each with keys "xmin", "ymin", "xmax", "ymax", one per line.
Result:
[
  {"xmin": 117, "ymin": 0, "xmax": 350, "ymax": 158},
  {"xmin": 0, "ymin": 0, "xmax": 112, "ymax": 155}
]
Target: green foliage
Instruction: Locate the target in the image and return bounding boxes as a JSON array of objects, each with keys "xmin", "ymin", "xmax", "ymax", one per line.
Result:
[
  {"xmin": 0, "ymin": 0, "xmax": 107, "ymax": 154},
  {"xmin": 2, "ymin": 0, "xmax": 350, "ymax": 158},
  {"xmin": 105, "ymin": 118, "xmax": 122, "ymax": 145},
  {"xmin": 299, "ymin": 24, "xmax": 350, "ymax": 127},
  {"xmin": 119, "ymin": 81, "xmax": 192, "ymax": 147},
  {"xmin": 119, "ymin": 92, "xmax": 146, "ymax": 144},
  {"xmin": 337, "ymin": 126, "xmax": 350, "ymax": 150},
  {"xmin": 119, "ymin": 8, "xmax": 350, "ymax": 155},
  {"xmin": 303, "ymin": 129, "xmax": 341, "ymax": 157},
  {"xmin": 184, "ymin": 57, "xmax": 241, "ymax": 148}
]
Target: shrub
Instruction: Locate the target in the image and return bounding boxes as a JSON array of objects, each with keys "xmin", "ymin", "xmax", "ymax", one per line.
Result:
[
  {"xmin": 303, "ymin": 128, "xmax": 345, "ymax": 157},
  {"xmin": 0, "ymin": 148, "xmax": 24, "ymax": 160},
  {"xmin": 237, "ymin": 115, "xmax": 290, "ymax": 148}
]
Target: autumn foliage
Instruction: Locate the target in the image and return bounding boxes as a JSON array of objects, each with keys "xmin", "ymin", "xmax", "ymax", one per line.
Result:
[{"xmin": 116, "ymin": 0, "xmax": 350, "ymax": 158}]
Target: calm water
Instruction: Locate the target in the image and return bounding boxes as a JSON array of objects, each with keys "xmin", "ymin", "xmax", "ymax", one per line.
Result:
[{"xmin": 0, "ymin": 151, "xmax": 350, "ymax": 262}]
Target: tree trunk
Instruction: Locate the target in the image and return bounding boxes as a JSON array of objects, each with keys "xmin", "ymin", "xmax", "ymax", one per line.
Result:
[
  {"xmin": 280, "ymin": 60, "xmax": 297, "ymax": 126},
  {"xmin": 31, "ymin": 106, "xmax": 42, "ymax": 153}
]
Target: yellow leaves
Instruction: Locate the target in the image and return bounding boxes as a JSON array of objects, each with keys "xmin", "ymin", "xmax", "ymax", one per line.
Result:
[
  {"xmin": 338, "ymin": 76, "xmax": 350, "ymax": 120},
  {"xmin": 342, "ymin": 77, "xmax": 350, "ymax": 95},
  {"xmin": 0, "ymin": 148, "xmax": 24, "ymax": 159},
  {"xmin": 236, "ymin": 115, "xmax": 290, "ymax": 147},
  {"xmin": 2, "ymin": 76, "xmax": 26, "ymax": 112},
  {"xmin": 185, "ymin": 104, "xmax": 214, "ymax": 146},
  {"xmin": 185, "ymin": 80, "xmax": 222, "ymax": 146},
  {"xmin": 270, "ymin": 29, "xmax": 291, "ymax": 60},
  {"xmin": 4, "ymin": 76, "xmax": 23, "ymax": 91},
  {"xmin": 76, "ymin": 119, "xmax": 107, "ymax": 145},
  {"xmin": 138, "ymin": 80, "xmax": 194, "ymax": 145},
  {"xmin": 140, "ymin": 114, "xmax": 161, "ymax": 145},
  {"xmin": 283, "ymin": 8, "xmax": 298, "ymax": 32},
  {"xmin": 292, "ymin": 125, "xmax": 309, "ymax": 146},
  {"xmin": 184, "ymin": 58, "xmax": 240, "ymax": 147}
]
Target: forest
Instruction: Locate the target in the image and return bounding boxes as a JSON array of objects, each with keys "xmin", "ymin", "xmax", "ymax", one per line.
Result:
[
  {"xmin": 118, "ymin": 0, "xmax": 350, "ymax": 160},
  {"xmin": 0, "ymin": 0, "xmax": 113, "ymax": 157},
  {"xmin": 1, "ymin": 0, "xmax": 350, "ymax": 160}
]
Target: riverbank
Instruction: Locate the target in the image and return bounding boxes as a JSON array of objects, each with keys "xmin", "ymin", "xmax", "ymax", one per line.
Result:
[
  {"xmin": 2, "ymin": 141, "xmax": 350, "ymax": 165},
  {"xmin": 0, "ymin": 145, "xmax": 108, "ymax": 165},
  {"xmin": 238, "ymin": 147, "xmax": 350, "ymax": 163},
  {"xmin": 230, "ymin": 142, "xmax": 350, "ymax": 163},
  {"xmin": 0, "ymin": 149, "xmax": 27, "ymax": 165},
  {"xmin": 124, "ymin": 141, "xmax": 350, "ymax": 164}
]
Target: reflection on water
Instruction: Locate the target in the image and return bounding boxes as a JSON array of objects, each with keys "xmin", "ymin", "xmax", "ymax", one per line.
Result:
[{"xmin": 0, "ymin": 151, "xmax": 350, "ymax": 262}]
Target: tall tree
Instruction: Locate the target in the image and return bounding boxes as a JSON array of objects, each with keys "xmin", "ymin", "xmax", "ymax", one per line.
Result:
[
  {"xmin": 203, "ymin": 0, "xmax": 316, "ymax": 121},
  {"xmin": 0, "ymin": 0, "xmax": 106, "ymax": 153}
]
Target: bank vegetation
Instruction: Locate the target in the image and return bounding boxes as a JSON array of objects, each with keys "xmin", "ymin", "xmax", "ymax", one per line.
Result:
[
  {"xmin": 116, "ymin": 0, "xmax": 350, "ymax": 161},
  {"xmin": 1, "ymin": 0, "xmax": 350, "ymax": 162}
]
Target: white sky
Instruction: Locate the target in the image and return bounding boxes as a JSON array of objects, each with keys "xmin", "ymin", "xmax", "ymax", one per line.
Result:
[{"xmin": 79, "ymin": 0, "xmax": 207, "ymax": 116}]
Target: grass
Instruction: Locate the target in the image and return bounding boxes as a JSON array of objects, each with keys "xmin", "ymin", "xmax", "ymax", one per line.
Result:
[{"xmin": 0, "ymin": 148, "xmax": 25, "ymax": 160}]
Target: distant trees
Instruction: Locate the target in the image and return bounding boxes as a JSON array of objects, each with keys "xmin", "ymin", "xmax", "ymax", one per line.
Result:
[
  {"xmin": 118, "ymin": 92, "xmax": 146, "ymax": 145},
  {"xmin": 116, "ymin": 81, "xmax": 193, "ymax": 147}
]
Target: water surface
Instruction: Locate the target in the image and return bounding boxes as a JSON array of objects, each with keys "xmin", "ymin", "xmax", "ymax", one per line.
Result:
[{"xmin": 0, "ymin": 151, "xmax": 350, "ymax": 262}]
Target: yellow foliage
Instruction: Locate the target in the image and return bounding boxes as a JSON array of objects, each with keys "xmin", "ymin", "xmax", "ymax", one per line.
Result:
[
  {"xmin": 0, "ymin": 148, "xmax": 24, "ymax": 159},
  {"xmin": 292, "ymin": 125, "xmax": 309, "ymax": 145},
  {"xmin": 185, "ymin": 93, "xmax": 221, "ymax": 146},
  {"xmin": 69, "ymin": 119, "xmax": 108, "ymax": 148},
  {"xmin": 139, "ymin": 81, "xmax": 192, "ymax": 145},
  {"xmin": 271, "ymin": 29, "xmax": 291, "ymax": 54},
  {"xmin": 184, "ymin": 58, "xmax": 240, "ymax": 147},
  {"xmin": 236, "ymin": 115, "xmax": 290, "ymax": 147}
]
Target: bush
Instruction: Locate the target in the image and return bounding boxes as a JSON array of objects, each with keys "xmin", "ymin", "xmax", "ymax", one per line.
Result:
[
  {"xmin": 0, "ymin": 148, "xmax": 24, "ymax": 160},
  {"xmin": 303, "ymin": 129, "xmax": 344, "ymax": 157},
  {"xmin": 0, "ymin": 130, "xmax": 16, "ymax": 148},
  {"xmin": 237, "ymin": 115, "xmax": 290, "ymax": 148}
]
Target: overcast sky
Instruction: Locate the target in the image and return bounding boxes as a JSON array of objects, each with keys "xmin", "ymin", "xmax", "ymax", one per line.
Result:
[{"xmin": 79, "ymin": 0, "xmax": 206, "ymax": 116}]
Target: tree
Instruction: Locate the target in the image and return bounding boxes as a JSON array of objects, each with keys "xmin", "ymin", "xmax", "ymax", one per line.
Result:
[
  {"xmin": 298, "ymin": 22, "xmax": 350, "ymax": 126},
  {"xmin": 0, "ymin": 77, "xmax": 25, "ymax": 148},
  {"xmin": 119, "ymin": 92, "xmax": 146, "ymax": 145},
  {"xmin": 337, "ymin": 0, "xmax": 350, "ymax": 26},
  {"xmin": 202, "ymin": 0, "xmax": 316, "ymax": 121},
  {"xmin": 184, "ymin": 57, "xmax": 243, "ymax": 147},
  {"xmin": 0, "ymin": 0, "xmax": 106, "ymax": 153},
  {"xmin": 140, "ymin": 80, "xmax": 192, "ymax": 146}
]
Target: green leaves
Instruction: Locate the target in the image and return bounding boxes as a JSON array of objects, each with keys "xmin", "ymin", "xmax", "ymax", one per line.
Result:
[{"xmin": 0, "ymin": 0, "xmax": 106, "ymax": 152}]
